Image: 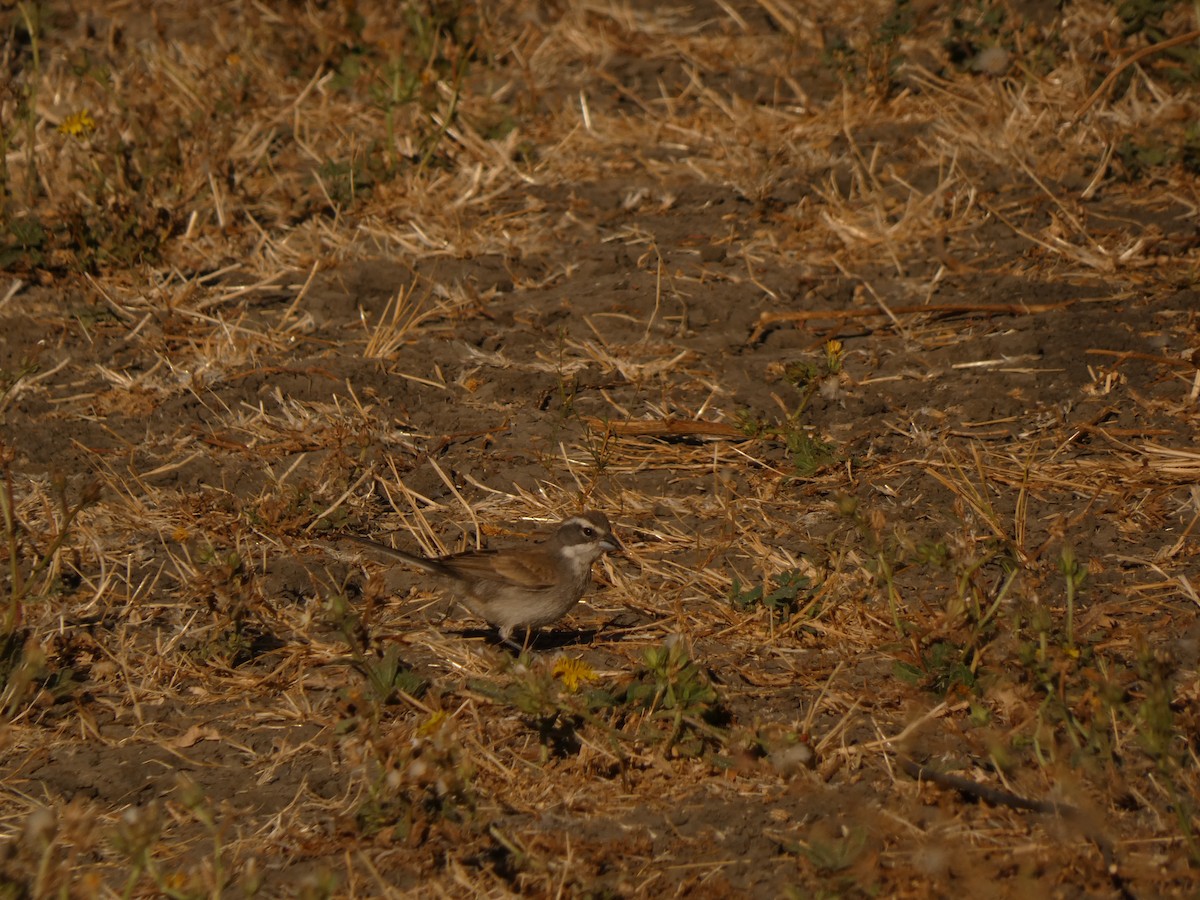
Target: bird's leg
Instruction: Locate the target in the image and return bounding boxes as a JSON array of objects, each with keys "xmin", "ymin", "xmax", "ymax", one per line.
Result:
[{"xmin": 497, "ymin": 625, "xmax": 524, "ymax": 653}]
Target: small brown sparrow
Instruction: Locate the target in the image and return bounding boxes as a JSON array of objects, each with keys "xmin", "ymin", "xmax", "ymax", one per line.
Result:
[{"xmin": 337, "ymin": 511, "xmax": 621, "ymax": 646}]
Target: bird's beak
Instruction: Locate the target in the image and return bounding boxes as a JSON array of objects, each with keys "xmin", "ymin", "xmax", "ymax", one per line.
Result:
[{"xmin": 602, "ymin": 533, "xmax": 623, "ymax": 554}]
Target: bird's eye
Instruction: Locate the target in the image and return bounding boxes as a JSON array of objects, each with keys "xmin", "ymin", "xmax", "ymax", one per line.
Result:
[{"xmin": 582, "ymin": 526, "xmax": 594, "ymax": 537}]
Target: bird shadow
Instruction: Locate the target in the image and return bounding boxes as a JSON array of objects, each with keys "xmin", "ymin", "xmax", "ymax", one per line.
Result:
[{"xmin": 452, "ymin": 627, "xmax": 600, "ymax": 651}]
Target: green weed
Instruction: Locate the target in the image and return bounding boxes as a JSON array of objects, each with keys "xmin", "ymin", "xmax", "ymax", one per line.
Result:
[
  {"xmin": 0, "ymin": 449, "xmax": 97, "ymax": 720},
  {"xmin": 730, "ymin": 569, "xmax": 813, "ymax": 619},
  {"xmin": 738, "ymin": 344, "xmax": 843, "ymax": 476},
  {"xmin": 327, "ymin": 0, "xmax": 479, "ymax": 177},
  {"xmin": 325, "ymin": 589, "xmax": 427, "ymax": 725},
  {"xmin": 473, "ymin": 642, "xmax": 729, "ymax": 762},
  {"xmin": 623, "ymin": 641, "xmax": 728, "ymax": 757}
]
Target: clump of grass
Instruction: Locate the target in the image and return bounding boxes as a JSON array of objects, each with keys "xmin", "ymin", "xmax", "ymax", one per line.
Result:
[
  {"xmin": 738, "ymin": 341, "xmax": 843, "ymax": 476},
  {"xmin": 2, "ymin": 38, "xmax": 178, "ymax": 274},
  {"xmin": 324, "ymin": 0, "xmax": 480, "ymax": 178},
  {"xmin": 472, "ymin": 641, "xmax": 728, "ymax": 763},
  {"xmin": 325, "ymin": 588, "xmax": 427, "ymax": 726},
  {"xmin": 353, "ymin": 710, "xmax": 476, "ymax": 841},
  {"xmin": 470, "ymin": 655, "xmax": 614, "ymax": 761},
  {"xmin": 363, "ymin": 283, "xmax": 445, "ymax": 358},
  {"xmin": 0, "ymin": 446, "xmax": 97, "ymax": 720}
]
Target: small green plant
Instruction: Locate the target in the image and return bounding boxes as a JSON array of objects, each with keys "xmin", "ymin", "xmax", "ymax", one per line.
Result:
[
  {"xmin": 1118, "ymin": 0, "xmax": 1197, "ymax": 44},
  {"xmin": 0, "ymin": 216, "xmax": 47, "ymax": 270},
  {"xmin": 891, "ymin": 544, "xmax": 1016, "ymax": 697},
  {"xmin": 783, "ymin": 426, "xmax": 835, "ymax": 477},
  {"xmin": 183, "ymin": 547, "xmax": 287, "ymax": 669},
  {"xmin": 775, "ymin": 823, "xmax": 871, "ymax": 899},
  {"xmin": 470, "ymin": 655, "xmax": 612, "ymax": 761},
  {"xmin": 356, "ymin": 641, "xmax": 426, "ymax": 708},
  {"xmin": 622, "ymin": 641, "xmax": 728, "ymax": 757},
  {"xmin": 472, "ymin": 644, "xmax": 729, "ymax": 761},
  {"xmin": 893, "ymin": 639, "xmax": 976, "ymax": 695},
  {"xmin": 944, "ymin": 2, "xmax": 1009, "ymax": 68},
  {"xmin": 549, "ymin": 326, "xmax": 579, "ymax": 421},
  {"xmin": 0, "ymin": 354, "xmax": 42, "ymax": 421},
  {"xmin": 315, "ymin": 157, "xmax": 376, "ymax": 207},
  {"xmin": 801, "ymin": 826, "xmax": 869, "ymax": 873},
  {"xmin": 325, "ymin": 590, "xmax": 426, "ymax": 724},
  {"xmin": 730, "ymin": 569, "xmax": 812, "ymax": 619},
  {"xmin": 1, "ymin": 0, "xmax": 187, "ymax": 274},
  {"xmin": 838, "ymin": 495, "xmax": 911, "ymax": 638},
  {"xmin": 914, "ymin": 540, "xmax": 949, "ymax": 566},
  {"xmin": 1116, "ymin": 134, "xmax": 1170, "ymax": 178},
  {"xmin": 876, "ymin": 0, "xmax": 916, "ymax": 49},
  {"xmin": 738, "ymin": 343, "xmax": 843, "ymax": 476},
  {"xmin": 820, "ymin": 31, "xmax": 857, "ymax": 77},
  {"xmin": 11, "ymin": 2, "xmax": 43, "ymax": 208},
  {"xmin": 326, "ymin": 1, "xmax": 478, "ymax": 176},
  {"xmin": 323, "ymin": 589, "xmax": 463, "ymax": 841},
  {"xmin": 2, "ymin": 461, "xmax": 91, "ymax": 634},
  {"xmin": 3, "ymin": 75, "xmax": 177, "ymax": 273},
  {"xmin": 106, "ymin": 780, "xmax": 249, "ymax": 898},
  {"xmin": 174, "ymin": 775, "xmax": 231, "ymax": 896},
  {"xmin": 1130, "ymin": 640, "xmax": 1180, "ymax": 765},
  {"xmin": 1058, "ymin": 545, "xmax": 1086, "ymax": 648}
]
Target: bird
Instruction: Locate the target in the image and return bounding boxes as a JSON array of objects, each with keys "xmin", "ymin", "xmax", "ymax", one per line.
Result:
[{"xmin": 334, "ymin": 511, "xmax": 621, "ymax": 647}]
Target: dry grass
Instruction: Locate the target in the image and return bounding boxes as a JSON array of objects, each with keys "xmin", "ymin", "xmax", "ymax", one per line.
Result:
[{"xmin": 2, "ymin": 0, "xmax": 1199, "ymax": 896}]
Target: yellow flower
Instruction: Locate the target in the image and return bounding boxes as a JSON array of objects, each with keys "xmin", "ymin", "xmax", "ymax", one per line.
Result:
[
  {"xmin": 552, "ymin": 656, "xmax": 597, "ymax": 692},
  {"xmin": 824, "ymin": 339, "xmax": 844, "ymax": 372},
  {"xmin": 417, "ymin": 710, "xmax": 447, "ymax": 736},
  {"xmin": 58, "ymin": 109, "xmax": 96, "ymax": 138}
]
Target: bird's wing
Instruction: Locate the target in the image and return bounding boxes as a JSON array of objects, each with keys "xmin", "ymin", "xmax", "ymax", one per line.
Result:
[{"xmin": 443, "ymin": 550, "xmax": 557, "ymax": 590}]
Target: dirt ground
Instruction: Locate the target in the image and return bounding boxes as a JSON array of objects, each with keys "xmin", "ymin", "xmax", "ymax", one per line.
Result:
[{"xmin": 1, "ymin": 1, "xmax": 1199, "ymax": 897}]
